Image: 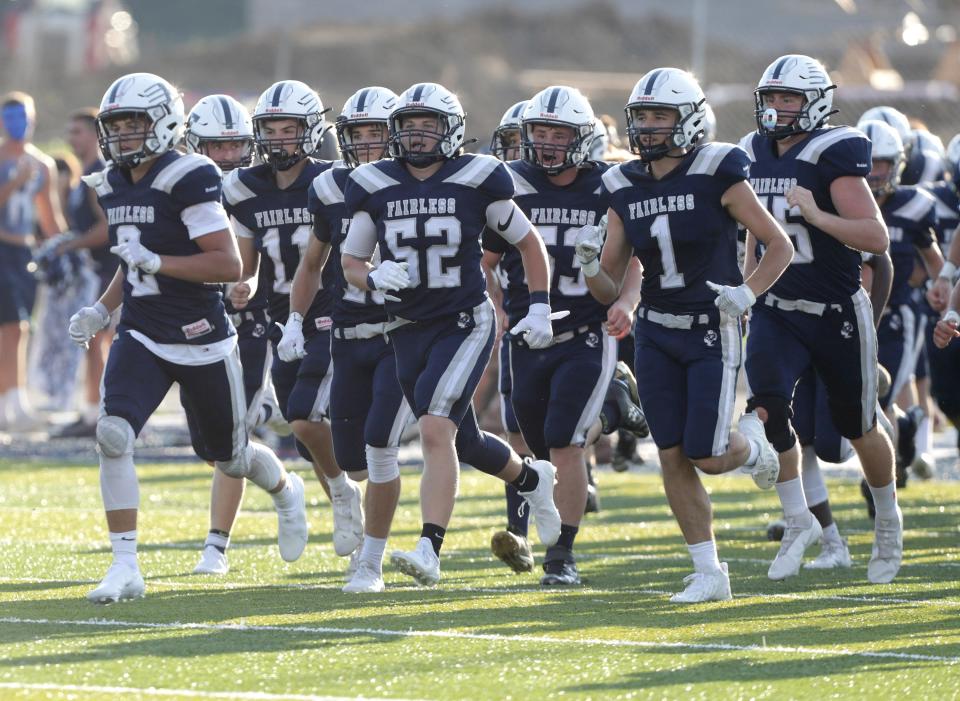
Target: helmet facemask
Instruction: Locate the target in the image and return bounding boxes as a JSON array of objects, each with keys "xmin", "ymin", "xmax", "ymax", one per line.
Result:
[
  {"xmin": 754, "ymin": 86, "xmax": 836, "ymax": 140},
  {"xmin": 867, "ymin": 156, "xmax": 903, "ymax": 198},
  {"xmin": 490, "ymin": 126, "xmax": 521, "ymax": 161},
  {"xmin": 254, "ymin": 114, "xmax": 322, "ymax": 171},
  {"xmin": 625, "ymin": 101, "xmax": 703, "ymax": 162},
  {"xmin": 189, "ymin": 135, "xmax": 254, "ymax": 172},
  {"xmin": 521, "ymin": 120, "xmax": 592, "ymax": 174},
  {"xmin": 336, "ymin": 117, "xmax": 390, "ymax": 168},
  {"xmin": 96, "ymin": 106, "xmax": 170, "ymax": 168},
  {"xmin": 388, "ymin": 109, "xmax": 463, "ymax": 167}
]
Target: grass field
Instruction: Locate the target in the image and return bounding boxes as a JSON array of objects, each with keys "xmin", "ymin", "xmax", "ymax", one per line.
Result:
[{"xmin": 1, "ymin": 457, "xmax": 959, "ymax": 700}]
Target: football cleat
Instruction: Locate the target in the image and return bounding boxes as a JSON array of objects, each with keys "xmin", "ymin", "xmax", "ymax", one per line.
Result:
[
  {"xmin": 737, "ymin": 413, "xmax": 780, "ymax": 489},
  {"xmin": 601, "ymin": 376, "xmax": 649, "ymax": 438},
  {"xmin": 87, "ymin": 562, "xmax": 145, "ymax": 604},
  {"xmin": 343, "ymin": 561, "xmax": 385, "ymax": 593},
  {"xmin": 768, "ymin": 514, "xmax": 822, "ymax": 580},
  {"xmin": 344, "ymin": 537, "xmax": 363, "ymax": 581},
  {"xmin": 331, "ymin": 477, "xmax": 364, "ymax": 557},
  {"xmin": 517, "ymin": 459, "xmax": 562, "ymax": 547},
  {"xmin": 867, "ymin": 506, "xmax": 903, "ymax": 584},
  {"xmin": 911, "ymin": 452, "xmax": 935, "ymax": 480},
  {"xmin": 612, "ymin": 430, "xmax": 637, "ymax": 472},
  {"xmin": 193, "ymin": 546, "xmax": 229, "ymax": 575},
  {"xmin": 275, "ymin": 471, "xmax": 308, "ymax": 562},
  {"xmin": 491, "ymin": 530, "xmax": 534, "ymax": 573},
  {"xmin": 53, "ymin": 418, "xmax": 97, "ymax": 439},
  {"xmin": 804, "ymin": 538, "xmax": 852, "ymax": 569},
  {"xmin": 541, "ymin": 549, "xmax": 581, "ymax": 586},
  {"xmin": 391, "ymin": 538, "xmax": 440, "ymax": 587},
  {"xmin": 669, "ymin": 562, "xmax": 732, "ymax": 603}
]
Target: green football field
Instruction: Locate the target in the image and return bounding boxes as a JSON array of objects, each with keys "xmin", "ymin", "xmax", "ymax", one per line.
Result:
[{"xmin": 0, "ymin": 457, "xmax": 958, "ymax": 700}]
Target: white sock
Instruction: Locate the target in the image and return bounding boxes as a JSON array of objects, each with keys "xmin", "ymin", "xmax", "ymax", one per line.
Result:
[
  {"xmin": 83, "ymin": 402, "xmax": 99, "ymax": 425},
  {"xmin": 205, "ymin": 530, "xmax": 230, "ymax": 552},
  {"xmin": 821, "ymin": 522, "xmax": 842, "ymax": 546},
  {"xmin": 0, "ymin": 392, "xmax": 7, "ymax": 421},
  {"xmin": 687, "ymin": 540, "xmax": 722, "ymax": 574},
  {"xmin": 868, "ymin": 480, "xmax": 899, "ymax": 520},
  {"xmin": 327, "ymin": 472, "xmax": 347, "ymax": 494},
  {"xmin": 109, "ymin": 530, "xmax": 138, "ymax": 569},
  {"xmin": 917, "ymin": 415, "xmax": 932, "ymax": 454},
  {"xmin": 800, "ymin": 446, "xmax": 829, "ymax": 506},
  {"xmin": 775, "ymin": 477, "xmax": 809, "ymax": 521},
  {"xmin": 360, "ymin": 536, "xmax": 387, "ymax": 571},
  {"xmin": 744, "ymin": 439, "xmax": 759, "ymax": 467}
]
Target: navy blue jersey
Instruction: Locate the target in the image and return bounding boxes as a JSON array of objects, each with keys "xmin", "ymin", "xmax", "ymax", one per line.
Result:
[
  {"xmin": 483, "ymin": 160, "xmax": 609, "ymax": 333},
  {"xmin": 343, "ymin": 154, "xmax": 514, "ymax": 321},
  {"xmin": 928, "ymin": 182, "xmax": 960, "ymax": 247},
  {"xmin": 308, "ymin": 164, "xmax": 387, "ymax": 326},
  {"xmin": 91, "ymin": 151, "xmax": 233, "ymax": 345},
  {"xmin": 67, "ymin": 157, "xmax": 115, "ymax": 274},
  {"xmin": 740, "ymin": 126, "xmax": 872, "ymax": 302},
  {"xmin": 879, "ymin": 185, "xmax": 936, "ymax": 308},
  {"xmin": 223, "ymin": 159, "xmax": 333, "ymax": 332},
  {"xmin": 603, "ymin": 143, "xmax": 748, "ymax": 315},
  {"xmin": 0, "ymin": 153, "xmax": 46, "ymax": 239}
]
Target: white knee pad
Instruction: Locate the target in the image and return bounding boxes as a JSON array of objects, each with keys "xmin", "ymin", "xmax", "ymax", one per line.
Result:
[
  {"xmin": 244, "ymin": 442, "xmax": 283, "ymax": 491},
  {"xmin": 215, "ymin": 444, "xmax": 251, "ymax": 480},
  {"xmin": 96, "ymin": 415, "xmax": 135, "ymax": 458},
  {"xmin": 366, "ymin": 445, "xmax": 400, "ymax": 484}
]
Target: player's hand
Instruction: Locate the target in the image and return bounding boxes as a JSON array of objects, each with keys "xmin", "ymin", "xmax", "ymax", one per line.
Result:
[
  {"xmin": 111, "ymin": 239, "xmax": 161, "ymax": 274},
  {"xmin": 706, "ymin": 280, "xmax": 756, "ymax": 317},
  {"xmin": 933, "ymin": 310, "xmax": 960, "ymax": 349},
  {"xmin": 785, "ymin": 185, "xmax": 821, "ymax": 225},
  {"xmin": 510, "ymin": 302, "xmax": 554, "ymax": 349},
  {"xmin": 69, "ymin": 302, "xmax": 110, "ymax": 349},
  {"xmin": 574, "ymin": 215, "xmax": 606, "ymax": 278},
  {"xmin": 276, "ymin": 312, "xmax": 306, "ymax": 362},
  {"xmin": 366, "ymin": 260, "xmax": 410, "ymax": 302},
  {"xmin": 927, "ymin": 276, "xmax": 952, "ymax": 312},
  {"xmin": 228, "ymin": 282, "xmax": 251, "ymax": 310},
  {"xmin": 605, "ymin": 299, "xmax": 635, "ymax": 340}
]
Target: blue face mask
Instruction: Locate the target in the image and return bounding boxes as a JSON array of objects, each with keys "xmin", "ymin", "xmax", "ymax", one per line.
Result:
[{"xmin": 2, "ymin": 104, "xmax": 32, "ymax": 141}]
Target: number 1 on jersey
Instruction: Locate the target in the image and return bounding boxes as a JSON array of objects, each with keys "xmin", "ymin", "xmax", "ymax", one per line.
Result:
[{"xmin": 650, "ymin": 214, "xmax": 685, "ymax": 289}]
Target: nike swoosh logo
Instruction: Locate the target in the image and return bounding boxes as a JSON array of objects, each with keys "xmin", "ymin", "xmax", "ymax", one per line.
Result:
[
  {"xmin": 119, "ymin": 537, "xmax": 135, "ymax": 541},
  {"xmin": 496, "ymin": 209, "xmax": 515, "ymax": 232}
]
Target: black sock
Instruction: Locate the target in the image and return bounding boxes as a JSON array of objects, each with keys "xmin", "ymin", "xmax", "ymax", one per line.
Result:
[
  {"xmin": 505, "ymin": 483, "xmax": 530, "ymax": 536},
  {"xmin": 808, "ymin": 500, "xmax": 834, "ymax": 530},
  {"xmin": 510, "ymin": 459, "xmax": 540, "ymax": 492},
  {"xmin": 557, "ymin": 523, "xmax": 579, "ymax": 551},
  {"xmin": 420, "ymin": 523, "xmax": 446, "ymax": 556}
]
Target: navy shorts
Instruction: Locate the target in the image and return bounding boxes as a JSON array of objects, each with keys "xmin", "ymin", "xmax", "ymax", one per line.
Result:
[
  {"xmin": 103, "ymin": 331, "xmax": 247, "ymax": 463},
  {"xmin": 0, "ymin": 243, "xmax": 37, "ymax": 324},
  {"xmin": 389, "ymin": 300, "xmax": 495, "ymax": 425},
  {"xmin": 509, "ymin": 322, "xmax": 617, "ymax": 459},
  {"xmin": 329, "ymin": 331, "xmax": 411, "ymax": 471},
  {"xmin": 791, "ymin": 368, "xmax": 853, "ymax": 463},
  {"xmin": 271, "ymin": 330, "xmax": 333, "ymax": 423},
  {"xmin": 927, "ymin": 314, "xmax": 960, "ymax": 419},
  {"xmin": 746, "ymin": 289, "xmax": 878, "ymax": 440},
  {"xmin": 498, "ymin": 339, "xmax": 521, "ymax": 434},
  {"xmin": 877, "ymin": 304, "xmax": 918, "ymax": 410},
  {"xmin": 634, "ymin": 310, "xmax": 741, "ymax": 460}
]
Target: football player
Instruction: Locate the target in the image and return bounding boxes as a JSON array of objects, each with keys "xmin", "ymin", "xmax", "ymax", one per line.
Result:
[
  {"xmin": 483, "ymin": 85, "xmax": 648, "ymax": 585},
  {"xmin": 741, "ymin": 56, "xmax": 903, "ymax": 584},
  {"xmin": 341, "ymin": 82, "xmax": 562, "ymax": 587},
  {"xmin": 223, "ymin": 80, "xmax": 365, "ymax": 558},
  {"xmin": 490, "ymin": 101, "xmax": 527, "ymax": 161},
  {"xmin": 286, "ymin": 86, "xmax": 413, "ymax": 593},
  {"xmin": 69, "ymin": 73, "xmax": 308, "ymax": 603},
  {"xmin": 579, "ymin": 67, "xmax": 793, "ymax": 602}
]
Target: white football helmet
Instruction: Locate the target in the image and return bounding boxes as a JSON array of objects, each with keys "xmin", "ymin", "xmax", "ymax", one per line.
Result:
[
  {"xmin": 388, "ymin": 82, "xmax": 466, "ymax": 166},
  {"xmin": 521, "ymin": 86, "xmax": 595, "ymax": 173},
  {"xmin": 336, "ymin": 86, "xmax": 398, "ymax": 168},
  {"xmin": 96, "ymin": 72, "xmax": 184, "ymax": 167},
  {"xmin": 490, "ymin": 100, "xmax": 528, "ymax": 161},
  {"xmin": 754, "ymin": 54, "xmax": 836, "ymax": 139},
  {"xmin": 946, "ymin": 134, "xmax": 960, "ymax": 184},
  {"xmin": 589, "ymin": 119, "xmax": 609, "ymax": 161},
  {"xmin": 858, "ymin": 106, "xmax": 913, "ymax": 157},
  {"xmin": 859, "ymin": 119, "xmax": 904, "ymax": 196},
  {"xmin": 252, "ymin": 80, "xmax": 329, "ymax": 170},
  {"xmin": 625, "ymin": 67, "xmax": 707, "ymax": 161},
  {"xmin": 902, "ymin": 128, "xmax": 945, "ymax": 186},
  {"xmin": 185, "ymin": 94, "xmax": 254, "ymax": 171},
  {"xmin": 702, "ymin": 103, "xmax": 717, "ymax": 144}
]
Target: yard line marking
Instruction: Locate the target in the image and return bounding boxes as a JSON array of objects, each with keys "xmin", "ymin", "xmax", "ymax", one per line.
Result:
[
  {"xmin": 0, "ymin": 617, "xmax": 957, "ymax": 664},
  {"xmin": 0, "ymin": 682, "xmax": 428, "ymax": 701}
]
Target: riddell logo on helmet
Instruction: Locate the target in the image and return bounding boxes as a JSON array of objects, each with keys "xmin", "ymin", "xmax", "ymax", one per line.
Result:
[
  {"xmin": 353, "ymin": 112, "xmax": 369, "ymax": 118},
  {"xmin": 265, "ymin": 107, "xmax": 283, "ymax": 113},
  {"xmin": 539, "ymin": 112, "xmax": 558, "ymax": 118},
  {"xmin": 767, "ymin": 79, "xmax": 784, "ymax": 85}
]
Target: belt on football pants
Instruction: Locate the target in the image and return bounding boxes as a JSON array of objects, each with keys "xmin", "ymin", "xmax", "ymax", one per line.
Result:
[
  {"xmin": 548, "ymin": 324, "xmax": 592, "ymax": 346},
  {"xmin": 333, "ymin": 322, "xmax": 388, "ymax": 340},
  {"xmin": 636, "ymin": 306, "xmax": 710, "ymax": 330},
  {"xmin": 764, "ymin": 293, "xmax": 827, "ymax": 317}
]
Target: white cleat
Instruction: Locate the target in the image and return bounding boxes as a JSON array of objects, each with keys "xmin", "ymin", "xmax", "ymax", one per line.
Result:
[
  {"xmin": 868, "ymin": 506, "xmax": 903, "ymax": 584},
  {"xmin": 737, "ymin": 413, "xmax": 780, "ymax": 489},
  {"xmin": 193, "ymin": 546, "xmax": 229, "ymax": 575},
  {"xmin": 911, "ymin": 452, "xmax": 935, "ymax": 480},
  {"xmin": 517, "ymin": 459, "xmax": 562, "ymax": 547},
  {"xmin": 669, "ymin": 562, "xmax": 732, "ymax": 603},
  {"xmin": 390, "ymin": 537, "xmax": 440, "ymax": 587},
  {"xmin": 343, "ymin": 561, "xmax": 385, "ymax": 593},
  {"xmin": 275, "ymin": 472, "xmax": 308, "ymax": 562},
  {"xmin": 768, "ymin": 514, "xmax": 822, "ymax": 580},
  {"xmin": 331, "ymin": 478, "xmax": 364, "ymax": 557},
  {"xmin": 86, "ymin": 562, "xmax": 145, "ymax": 604},
  {"xmin": 344, "ymin": 540, "xmax": 362, "ymax": 581},
  {"xmin": 804, "ymin": 538, "xmax": 852, "ymax": 570}
]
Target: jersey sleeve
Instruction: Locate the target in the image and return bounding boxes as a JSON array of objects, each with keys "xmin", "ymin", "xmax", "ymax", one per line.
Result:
[
  {"xmin": 477, "ymin": 159, "xmax": 516, "ymax": 202},
  {"xmin": 818, "ymin": 130, "xmax": 872, "ymax": 183},
  {"xmin": 343, "ymin": 165, "xmax": 374, "ymax": 216},
  {"xmin": 915, "ymin": 197, "xmax": 938, "ymax": 249},
  {"xmin": 170, "ymin": 158, "xmax": 223, "ymax": 209},
  {"xmin": 713, "ymin": 145, "xmax": 752, "ymax": 192}
]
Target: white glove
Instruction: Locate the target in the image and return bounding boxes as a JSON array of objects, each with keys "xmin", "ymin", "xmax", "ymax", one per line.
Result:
[
  {"xmin": 706, "ymin": 281, "xmax": 756, "ymax": 317},
  {"xmin": 366, "ymin": 260, "xmax": 410, "ymax": 302},
  {"xmin": 69, "ymin": 302, "xmax": 110, "ymax": 348},
  {"xmin": 276, "ymin": 312, "xmax": 306, "ymax": 362},
  {"xmin": 510, "ymin": 302, "xmax": 554, "ymax": 349},
  {"xmin": 111, "ymin": 240, "xmax": 161, "ymax": 274},
  {"xmin": 574, "ymin": 215, "xmax": 607, "ymax": 278}
]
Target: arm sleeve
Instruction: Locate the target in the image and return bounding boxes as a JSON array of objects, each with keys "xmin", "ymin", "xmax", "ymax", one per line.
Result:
[
  {"xmin": 482, "ymin": 226, "xmax": 509, "ymax": 254},
  {"xmin": 341, "ymin": 211, "xmax": 378, "ymax": 259},
  {"xmin": 485, "ymin": 199, "xmax": 532, "ymax": 245},
  {"xmin": 181, "ymin": 200, "xmax": 231, "ymax": 239}
]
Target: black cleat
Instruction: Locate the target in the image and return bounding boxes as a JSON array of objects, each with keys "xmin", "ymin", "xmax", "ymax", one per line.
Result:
[
  {"xmin": 541, "ymin": 548, "xmax": 581, "ymax": 586},
  {"xmin": 612, "ymin": 430, "xmax": 638, "ymax": 472},
  {"xmin": 601, "ymin": 378, "xmax": 649, "ymax": 438},
  {"xmin": 491, "ymin": 530, "xmax": 534, "ymax": 573},
  {"xmin": 52, "ymin": 419, "xmax": 97, "ymax": 439},
  {"xmin": 896, "ymin": 406, "xmax": 921, "ymax": 472}
]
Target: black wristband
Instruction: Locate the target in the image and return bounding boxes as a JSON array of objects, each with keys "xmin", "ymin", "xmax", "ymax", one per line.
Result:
[
  {"xmin": 530, "ymin": 291, "xmax": 549, "ymax": 305},
  {"xmin": 366, "ymin": 272, "xmax": 377, "ymax": 291}
]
